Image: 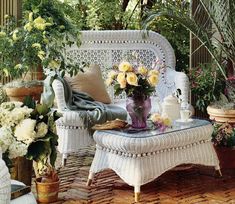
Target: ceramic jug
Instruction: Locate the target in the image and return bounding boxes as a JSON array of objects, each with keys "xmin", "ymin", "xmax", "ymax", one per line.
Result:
[{"xmin": 161, "ymin": 95, "xmax": 180, "ymax": 121}]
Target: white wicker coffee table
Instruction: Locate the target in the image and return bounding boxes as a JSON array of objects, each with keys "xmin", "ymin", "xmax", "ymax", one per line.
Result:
[{"xmin": 87, "ymin": 119, "xmax": 220, "ymax": 202}]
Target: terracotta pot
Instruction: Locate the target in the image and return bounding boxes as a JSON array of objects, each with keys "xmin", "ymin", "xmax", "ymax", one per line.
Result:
[
  {"xmin": 207, "ymin": 105, "xmax": 235, "ymax": 123},
  {"xmin": 35, "ymin": 178, "xmax": 60, "ymax": 203},
  {"xmin": 214, "ymin": 146, "xmax": 235, "ymax": 169},
  {"xmin": 5, "ymin": 85, "xmax": 43, "ymax": 102}
]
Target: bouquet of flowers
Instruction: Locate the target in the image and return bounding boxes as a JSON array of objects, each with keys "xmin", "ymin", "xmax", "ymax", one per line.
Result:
[
  {"xmin": 150, "ymin": 113, "xmax": 172, "ymax": 132},
  {"xmin": 106, "ymin": 60, "xmax": 159, "ymax": 99},
  {"xmin": 0, "ymin": 101, "xmax": 60, "ymax": 174},
  {"xmin": 106, "ymin": 55, "xmax": 161, "ymax": 129}
]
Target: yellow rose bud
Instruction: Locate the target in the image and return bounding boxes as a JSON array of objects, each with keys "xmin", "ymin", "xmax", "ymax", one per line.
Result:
[
  {"xmin": 43, "ymin": 38, "xmax": 49, "ymax": 44},
  {"xmin": 105, "ymin": 78, "xmax": 113, "ymax": 86},
  {"xmin": 29, "ymin": 12, "xmax": 33, "ymax": 22},
  {"xmin": 149, "ymin": 70, "xmax": 159, "ymax": 76},
  {"xmin": 4, "ymin": 14, "xmax": 9, "ymax": 19},
  {"xmin": 0, "ymin": 32, "xmax": 6, "ymax": 37},
  {"xmin": 117, "ymin": 72, "xmax": 127, "ymax": 88},
  {"xmin": 3, "ymin": 68, "xmax": 9, "ymax": 77},
  {"xmin": 12, "ymin": 30, "xmax": 18, "ymax": 41},
  {"xmin": 37, "ymin": 50, "xmax": 45, "ymax": 60},
  {"xmin": 118, "ymin": 61, "xmax": 133, "ymax": 72},
  {"xmin": 163, "ymin": 117, "xmax": 171, "ymax": 126},
  {"xmin": 32, "ymin": 43, "xmax": 41, "ymax": 49},
  {"xmin": 24, "ymin": 23, "xmax": 33, "ymax": 32},
  {"xmin": 138, "ymin": 66, "xmax": 148, "ymax": 75},
  {"xmin": 126, "ymin": 72, "xmax": 138, "ymax": 86},
  {"xmin": 108, "ymin": 70, "xmax": 117, "ymax": 79},
  {"xmin": 148, "ymin": 74, "xmax": 159, "ymax": 86},
  {"xmin": 48, "ymin": 60, "xmax": 61, "ymax": 69},
  {"xmin": 14, "ymin": 64, "xmax": 22, "ymax": 69}
]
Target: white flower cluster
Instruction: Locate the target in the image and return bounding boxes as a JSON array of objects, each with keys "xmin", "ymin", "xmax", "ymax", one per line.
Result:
[
  {"xmin": 0, "ymin": 102, "xmax": 33, "ymax": 127},
  {"xmin": 0, "ymin": 102, "xmax": 49, "ymax": 160}
]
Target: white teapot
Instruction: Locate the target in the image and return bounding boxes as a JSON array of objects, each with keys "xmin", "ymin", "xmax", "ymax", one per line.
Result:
[{"xmin": 161, "ymin": 95, "xmax": 180, "ymax": 121}]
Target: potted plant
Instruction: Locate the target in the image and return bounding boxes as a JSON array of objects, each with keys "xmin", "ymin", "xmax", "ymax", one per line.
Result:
[
  {"xmin": 143, "ymin": 0, "xmax": 235, "ymax": 122},
  {"xmin": 212, "ymin": 122, "xmax": 235, "ymax": 169},
  {"xmin": 0, "ymin": 0, "xmax": 80, "ymax": 101},
  {"xmin": 0, "ymin": 99, "xmax": 61, "ymax": 192}
]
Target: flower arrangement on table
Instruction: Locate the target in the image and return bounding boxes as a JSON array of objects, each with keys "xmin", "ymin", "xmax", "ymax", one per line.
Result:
[
  {"xmin": 150, "ymin": 113, "xmax": 172, "ymax": 132},
  {"xmin": 106, "ymin": 58, "xmax": 160, "ymax": 129},
  {"xmin": 0, "ymin": 100, "xmax": 61, "ymax": 176}
]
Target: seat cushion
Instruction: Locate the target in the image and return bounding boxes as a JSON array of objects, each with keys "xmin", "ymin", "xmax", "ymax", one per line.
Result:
[{"xmin": 65, "ymin": 64, "xmax": 111, "ymax": 104}]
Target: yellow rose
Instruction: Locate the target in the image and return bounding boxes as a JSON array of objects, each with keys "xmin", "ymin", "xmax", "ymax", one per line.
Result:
[
  {"xmin": 150, "ymin": 113, "xmax": 161, "ymax": 123},
  {"xmin": 0, "ymin": 32, "xmax": 6, "ymax": 37},
  {"xmin": 118, "ymin": 61, "xmax": 133, "ymax": 72},
  {"xmin": 28, "ymin": 12, "xmax": 33, "ymax": 22},
  {"xmin": 37, "ymin": 50, "xmax": 45, "ymax": 60},
  {"xmin": 32, "ymin": 43, "xmax": 41, "ymax": 49},
  {"xmin": 117, "ymin": 72, "xmax": 127, "ymax": 88},
  {"xmin": 138, "ymin": 66, "xmax": 148, "ymax": 75},
  {"xmin": 3, "ymin": 68, "xmax": 9, "ymax": 77},
  {"xmin": 149, "ymin": 70, "xmax": 159, "ymax": 76},
  {"xmin": 105, "ymin": 78, "xmax": 113, "ymax": 86},
  {"xmin": 163, "ymin": 117, "xmax": 171, "ymax": 126},
  {"xmin": 34, "ymin": 16, "xmax": 52, "ymax": 31},
  {"xmin": 126, "ymin": 72, "xmax": 138, "ymax": 86},
  {"xmin": 14, "ymin": 64, "xmax": 22, "ymax": 69},
  {"xmin": 48, "ymin": 60, "xmax": 61, "ymax": 69},
  {"xmin": 108, "ymin": 70, "xmax": 117, "ymax": 79},
  {"xmin": 12, "ymin": 30, "xmax": 18, "ymax": 41},
  {"xmin": 148, "ymin": 74, "xmax": 159, "ymax": 86},
  {"xmin": 24, "ymin": 23, "xmax": 33, "ymax": 32}
]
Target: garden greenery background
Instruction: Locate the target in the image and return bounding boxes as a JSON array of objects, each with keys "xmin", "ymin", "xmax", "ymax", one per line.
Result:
[{"xmin": 23, "ymin": 0, "xmax": 190, "ymax": 72}]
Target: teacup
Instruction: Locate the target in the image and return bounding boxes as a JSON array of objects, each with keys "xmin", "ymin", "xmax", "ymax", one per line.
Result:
[{"xmin": 180, "ymin": 109, "xmax": 192, "ymax": 122}]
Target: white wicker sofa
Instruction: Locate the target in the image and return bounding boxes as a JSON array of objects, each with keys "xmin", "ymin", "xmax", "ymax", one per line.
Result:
[{"xmin": 52, "ymin": 30, "xmax": 190, "ymax": 165}]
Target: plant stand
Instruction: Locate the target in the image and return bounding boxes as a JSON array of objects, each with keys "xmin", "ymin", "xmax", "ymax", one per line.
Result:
[
  {"xmin": 214, "ymin": 146, "xmax": 235, "ymax": 169},
  {"xmin": 207, "ymin": 106, "xmax": 235, "ymax": 123},
  {"xmin": 10, "ymin": 157, "xmax": 33, "ymax": 186}
]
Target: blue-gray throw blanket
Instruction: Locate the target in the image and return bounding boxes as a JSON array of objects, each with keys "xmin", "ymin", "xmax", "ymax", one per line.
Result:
[{"xmin": 43, "ymin": 75, "xmax": 127, "ymax": 133}]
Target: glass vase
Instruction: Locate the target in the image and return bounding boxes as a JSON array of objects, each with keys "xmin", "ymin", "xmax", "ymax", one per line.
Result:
[{"xmin": 126, "ymin": 96, "xmax": 151, "ymax": 129}]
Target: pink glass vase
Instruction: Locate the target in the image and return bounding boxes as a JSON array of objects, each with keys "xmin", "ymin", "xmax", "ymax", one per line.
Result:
[{"xmin": 126, "ymin": 96, "xmax": 151, "ymax": 129}]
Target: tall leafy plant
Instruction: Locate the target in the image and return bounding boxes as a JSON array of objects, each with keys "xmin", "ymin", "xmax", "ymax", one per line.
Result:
[{"xmin": 143, "ymin": 0, "xmax": 235, "ymax": 80}]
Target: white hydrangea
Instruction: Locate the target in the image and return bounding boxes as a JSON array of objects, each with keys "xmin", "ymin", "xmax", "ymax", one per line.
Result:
[
  {"xmin": 0, "ymin": 126, "xmax": 14, "ymax": 153},
  {"xmin": 36, "ymin": 122, "xmax": 48, "ymax": 138},
  {"xmin": 8, "ymin": 139, "xmax": 28, "ymax": 159},
  {"xmin": 0, "ymin": 105, "xmax": 33, "ymax": 127},
  {"xmin": 14, "ymin": 119, "xmax": 37, "ymax": 145}
]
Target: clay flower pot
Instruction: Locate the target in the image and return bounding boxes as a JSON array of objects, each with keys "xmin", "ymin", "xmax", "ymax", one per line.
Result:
[
  {"xmin": 207, "ymin": 105, "xmax": 235, "ymax": 123},
  {"xmin": 35, "ymin": 177, "xmax": 60, "ymax": 203}
]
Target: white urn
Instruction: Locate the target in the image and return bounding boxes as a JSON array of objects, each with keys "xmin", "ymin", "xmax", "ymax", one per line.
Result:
[{"xmin": 161, "ymin": 95, "xmax": 180, "ymax": 121}]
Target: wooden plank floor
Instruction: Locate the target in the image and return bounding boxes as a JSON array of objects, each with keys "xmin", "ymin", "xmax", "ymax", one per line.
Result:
[{"xmin": 34, "ymin": 146, "xmax": 235, "ymax": 204}]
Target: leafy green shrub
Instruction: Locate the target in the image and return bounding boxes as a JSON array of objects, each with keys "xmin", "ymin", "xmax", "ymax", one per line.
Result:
[{"xmin": 188, "ymin": 63, "xmax": 224, "ymax": 112}]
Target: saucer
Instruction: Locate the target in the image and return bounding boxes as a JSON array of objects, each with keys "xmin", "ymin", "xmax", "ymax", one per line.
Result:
[{"xmin": 175, "ymin": 118, "xmax": 193, "ymax": 123}]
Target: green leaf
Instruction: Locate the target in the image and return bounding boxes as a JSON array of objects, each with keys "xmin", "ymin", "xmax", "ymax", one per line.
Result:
[{"xmin": 36, "ymin": 104, "xmax": 49, "ymax": 115}]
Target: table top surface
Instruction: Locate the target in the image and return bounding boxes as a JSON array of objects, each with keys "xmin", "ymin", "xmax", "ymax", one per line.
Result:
[{"xmin": 97, "ymin": 119, "xmax": 211, "ymax": 138}]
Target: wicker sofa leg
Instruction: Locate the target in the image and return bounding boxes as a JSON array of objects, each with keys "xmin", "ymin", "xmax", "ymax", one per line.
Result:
[
  {"xmin": 86, "ymin": 172, "xmax": 95, "ymax": 186},
  {"xmin": 134, "ymin": 185, "xmax": 140, "ymax": 202},
  {"xmin": 62, "ymin": 153, "xmax": 68, "ymax": 166}
]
